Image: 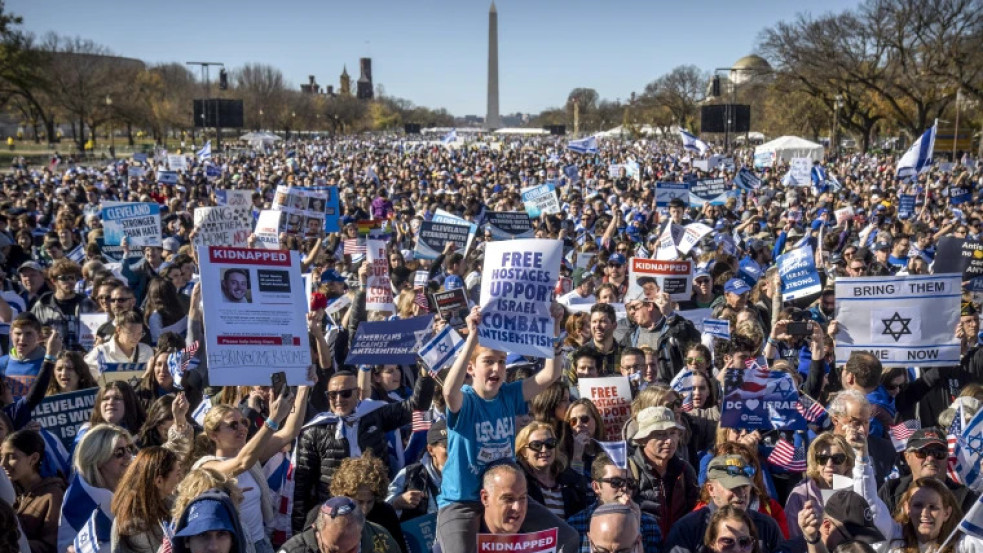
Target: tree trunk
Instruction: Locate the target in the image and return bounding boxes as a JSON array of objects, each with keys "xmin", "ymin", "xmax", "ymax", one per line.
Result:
[{"xmin": 127, "ymin": 123, "xmax": 134, "ymax": 146}]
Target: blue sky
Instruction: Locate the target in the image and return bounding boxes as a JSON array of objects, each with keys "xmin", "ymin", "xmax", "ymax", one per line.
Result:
[{"xmin": 10, "ymin": 0, "xmax": 862, "ymax": 117}]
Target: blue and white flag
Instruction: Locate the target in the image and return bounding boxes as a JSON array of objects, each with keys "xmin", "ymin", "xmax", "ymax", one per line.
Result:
[
  {"xmin": 365, "ymin": 166, "xmax": 380, "ymax": 185},
  {"xmin": 418, "ymin": 326, "xmax": 464, "ymax": 376},
  {"xmin": 441, "ymin": 129, "xmax": 457, "ymax": 145},
  {"xmin": 61, "ymin": 473, "xmax": 113, "ymax": 553},
  {"xmin": 679, "ymin": 130, "xmax": 710, "ymax": 155},
  {"xmin": 782, "ymin": 170, "xmax": 799, "ymax": 187},
  {"xmin": 567, "ymin": 136, "xmax": 599, "ymax": 155},
  {"xmin": 157, "ymin": 170, "xmax": 178, "ymax": 185},
  {"xmin": 563, "ymin": 164, "xmax": 579, "ymax": 184},
  {"xmin": 721, "ymin": 365, "xmax": 807, "ymax": 430},
  {"xmin": 74, "ymin": 509, "xmax": 111, "ymax": 553},
  {"xmin": 596, "ymin": 440, "xmax": 628, "ymax": 469},
  {"xmin": 959, "ymin": 493, "xmax": 983, "ymax": 539},
  {"xmin": 670, "ymin": 368, "xmax": 695, "ymax": 412},
  {"xmin": 897, "ymin": 121, "xmax": 937, "ymax": 179},
  {"xmin": 733, "ymin": 168, "xmax": 762, "ymax": 190},
  {"xmin": 951, "ymin": 406, "xmax": 983, "ymax": 492},
  {"xmin": 192, "ymin": 396, "xmax": 212, "ymax": 427},
  {"xmin": 703, "ymin": 319, "xmax": 731, "ymax": 340},
  {"xmin": 196, "ymin": 140, "xmax": 212, "ymax": 161},
  {"xmin": 40, "ymin": 427, "xmax": 71, "ymax": 478},
  {"xmin": 810, "ymin": 165, "xmax": 827, "ymax": 187}
]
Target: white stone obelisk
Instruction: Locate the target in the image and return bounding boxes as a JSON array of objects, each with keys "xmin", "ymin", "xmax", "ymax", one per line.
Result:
[{"xmin": 486, "ymin": 1, "xmax": 502, "ymax": 129}]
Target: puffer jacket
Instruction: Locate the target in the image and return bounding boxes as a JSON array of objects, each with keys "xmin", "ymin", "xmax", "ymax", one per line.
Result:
[
  {"xmin": 629, "ymin": 448, "xmax": 700, "ymax": 539},
  {"xmin": 291, "ymin": 373, "xmax": 434, "ymax": 533}
]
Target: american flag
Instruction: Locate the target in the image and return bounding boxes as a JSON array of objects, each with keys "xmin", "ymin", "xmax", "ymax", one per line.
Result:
[
  {"xmin": 767, "ymin": 437, "xmax": 807, "ymax": 472},
  {"xmin": 948, "ymin": 405, "xmax": 964, "ymax": 482},
  {"xmin": 182, "ymin": 341, "xmax": 200, "ymax": 372},
  {"xmin": 795, "ymin": 394, "xmax": 827, "ymax": 424},
  {"xmin": 889, "ymin": 419, "xmax": 921, "ymax": 451},
  {"xmin": 414, "ymin": 292, "xmax": 430, "ymax": 313},
  {"xmin": 343, "ymin": 239, "xmax": 366, "ymax": 255},
  {"xmin": 412, "ymin": 411, "xmax": 432, "ymax": 432}
]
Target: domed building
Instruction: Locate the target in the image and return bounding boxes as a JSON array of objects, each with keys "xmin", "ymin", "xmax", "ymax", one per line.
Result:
[{"xmin": 729, "ymin": 55, "xmax": 771, "ymax": 85}]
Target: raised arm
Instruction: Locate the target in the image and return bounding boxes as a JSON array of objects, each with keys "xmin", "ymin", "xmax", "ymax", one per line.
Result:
[
  {"xmin": 202, "ymin": 387, "xmax": 295, "ymax": 477},
  {"xmin": 443, "ymin": 307, "xmax": 481, "ymax": 414}
]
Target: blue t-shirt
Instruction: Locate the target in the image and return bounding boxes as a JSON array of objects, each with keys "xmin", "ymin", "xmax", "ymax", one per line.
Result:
[{"xmin": 438, "ymin": 380, "xmax": 528, "ymax": 508}]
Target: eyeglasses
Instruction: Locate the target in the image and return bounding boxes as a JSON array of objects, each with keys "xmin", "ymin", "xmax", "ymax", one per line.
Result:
[
  {"xmin": 327, "ymin": 388, "xmax": 357, "ymax": 400},
  {"xmin": 222, "ymin": 420, "xmax": 245, "ymax": 432},
  {"xmin": 597, "ymin": 477, "xmax": 637, "ymax": 490},
  {"xmin": 716, "ymin": 536, "xmax": 754, "ymax": 551},
  {"xmin": 912, "ymin": 448, "xmax": 947, "ymax": 460},
  {"xmin": 526, "ymin": 438, "xmax": 558, "ymax": 452},
  {"xmin": 710, "ymin": 464, "xmax": 756, "ymax": 479},
  {"xmin": 816, "ymin": 453, "xmax": 847, "ymax": 466},
  {"xmin": 55, "ymin": 275, "xmax": 78, "ymax": 282},
  {"xmin": 685, "ymin": 357, "xmax": 706, "ymax": 365},
  {"xmin": 569, "ymin": 415, "xmax": 592, "ymax": 426},
  {"xmin": 662, "ymin": 400, "xmax": 682, "ymax": 410},
  {"xmin": 319, "ymin": 497, "xmax": 357, "ymax": 519},
  {"xmin": 97, "ymin": 295, "xmax": 111, "ymax": 302},
  {"xmin": 110, "ymin": 297, "xmax": 134, "ymax": 303},
  {"xmin": 112, "ymin": 444, "xmax": 138, "ymax": 459}
]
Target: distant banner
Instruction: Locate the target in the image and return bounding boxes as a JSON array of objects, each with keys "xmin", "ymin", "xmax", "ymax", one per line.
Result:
[
  {"xmin": 627, "ymin": 258, "xmax": 692, "ymax": 302},
  {"xmin": 157, "ymin": 170, "xmax": 178, "ymax": 185},
  {"xmin": 214, "ymin": 189, "xmax": 252, "ymax": 208},
  {"xmin": 167, "ymin": 154, "xmax": 188, "ymax": 172},
  {"xmin": 199, "ymin": 247, "xmax": 309, "ymax": 385},
  {"xmin": 479, "ymin": 239, "xmax": 561, "ymax": 359},
  {"xmin": 414, "ymin": 221, "xmax": 473, "ymax": 260},
  {"xmin": 432, "ymin": 209, "xmax": 477, "ymax": 254},
  {"xmin": 485, "ymin": 211, "xmax": 534, "ymax": 239},
  {"xmin": 778, "ymin": 245, "xmax": 822, "ymax": 300},
  {"xmin": 677, "ymin": 308, "xmax": 712, "ymax": 333},
  {"xmin": 689, "ymin": 178, "xmax": 737, "ymax": 206},
  {"xmin": 31, "ymin": 388, "xmax": 98, "ymax": 451},
  {"xmin": 951, "ymin": 186, "xmax": 972, "ymax": 204},
  {"xmin": 521, "ymin": 183, "xmax": 560, "ymax": 218},
  {"xmin": 898, "ymin": 195, "xmax": 916, "ymax": 219},
  {"xmin": 578, "ymin": 376, "xmax": 632, "ymax": 441},
  {"xmin": 753, "ymin": 150, "xmax": 775, "ymax": 169},
  {"xmin": 401, "ymin": 513, "xmax": 437, "ymax": 553},
  {"xmin": 720, "ymin": 366, "xmax": 807, "ymax": 430},
  {"xmin": 789, "ymin": 158, "xmax": 812, "ymax": 186},
  {"xmin": 345, "ymin": 316, "xmax": 434, "ymax": 366},
  {"xmin": 432, "ymin": 288, "xmax": 469, "ymax": 330},
  {"xmin": 655, "ymin": 182, "xmax": 690, "ymax": 207},
  {"xmin": 101, "ymin": 202, "xmax": 162, "ymax": 247},
  {"xmin": 324, "ymin": 186, "xmax": 341, "ymax": 233},
  {"xmin": 366, "ymin": 239, "xmax": 395, "ymax": 311},
  {"xmin": 193, "ymin": 206, "xmax": 252, "ymax": 248},
  {"xmin": 733, "ymin": 168, "xmax": 762, "ymax": 190},
  {"xmin": 834, "ymin": 274, "xmax": 961, "ymax": 367}
]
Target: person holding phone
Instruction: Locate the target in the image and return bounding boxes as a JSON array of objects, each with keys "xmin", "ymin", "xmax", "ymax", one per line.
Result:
[{"xmin": 763, "ymin": 308, "xmax": 815, "ymax": 366}]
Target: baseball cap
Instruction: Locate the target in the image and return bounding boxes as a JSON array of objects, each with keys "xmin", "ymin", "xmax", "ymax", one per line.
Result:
[
  {"xmin": 608, "ymin": 253, "xmax": 627, "ymax": 266},
  {"xmin": 320, "ymin": 269, "xmax": 346, "ymax": 284},
  {"xmin": 693, "ymin": 268, "xmax": 711, "ymax": 281},
  {"xmin": 631, "ymin": 406, "xmax": 682, "ymax": 442},
  {"xmin": 724, "ymin": 278, "xmax": 751, "ymax": 296},
  {"xmin": 906, "ymin": 427, "xmax": 946, "ymax": 451},
  {"xmin": 823, "ymin": 490, "xmax": 886, "ymax": 547},
  {"xmin": 427, "ymin": 419, "xmax": 448, "ymax": 445},
  {"xmin": 706, "ymin": 454, "xmax": 754, "ymax": 490},
  {"xmin": 872, "ymin": 242, "xmax": 890, "ymax": 252},
  {"xmin": 173, "ymin": 499, "xmax": 236, "ymax": 538},
  {"xmin": 18, "ymin": 261, "xmax": 43, "ymax": 274},
  {"xmin": 163, "ymin": 237, "xmax": 181, "ymax": 252}
]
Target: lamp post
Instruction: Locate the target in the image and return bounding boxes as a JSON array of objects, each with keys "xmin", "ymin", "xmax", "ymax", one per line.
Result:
[
  {"xmin": 833, "ymin": 94, "xmax": 844, "ymax": 160},
  {"xmin": 712, "ymin": 64, "xmax": 773, "ymax": 151},
  {"xmin": 953, "ymin": 88, "xmax": 962, "ymax": 162},
  {"xmin": 105, "ymin": 95, "xmax": 115, "ymax": 159}
]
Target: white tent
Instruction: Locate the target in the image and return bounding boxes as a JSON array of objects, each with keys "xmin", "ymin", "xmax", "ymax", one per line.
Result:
[
  {"xmin": 239, "ymin": 131, "xmax": 282, "ymax": 149},
  {"xmin": 754, "ymin": 135, "xmax": 824, "ymax": 162}
]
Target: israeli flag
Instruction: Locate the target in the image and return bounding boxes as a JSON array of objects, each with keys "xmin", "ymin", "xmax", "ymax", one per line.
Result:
[
  {"xmin": 40, "ymin": 428, "xmax": 71, "ymax": 478},
  {"xmin": 733, "ymin": 168, "xmax": 762, "ymax": 190},
  {"xmin": 679, "ymin": 130, "xmax": 710, "ymax": 155},
  {"xmin": 782, "ymin": 170, "xmax": 799, "ymax": 187},
  {"xmin": 196, "ymin": 140, "xmax": 212, "ymax": 161},
  {"xmin": 157, "ymin": 170, "xmax": 178, "ymax": 185},
  {"xmin": 74, "ymin": 510, "xmax": 111, "ymax": 553},
  {"xmin": 596, "ymin": 440, "xmax": 628, "ymax": 469},
  {"xmin": 563, "ymin": 164, "xmax": 579, "ymax": 184},
  {"xmin": 60, "ymin": 473, "xmax": 113, "ymax": 553},
  {"xmin": 192, "ymin": 396, "xmax": 213, "ymax": 427},
  {"xmin": 441, "ymin": 129, "xmax": 457, "ymax": 145},
  {"xmin": 959, "ymin": 493, "xmax": 983, "ymax": 539},
  {"xmin": 567, "ymin": 136, "xmax": 599, "ymax": 155},
  {"xmin": 897, "ymin": 121, "xmax": 937, "ymax": 179},
  {"xmin": 418, "ymin": 326, "xmax": 464, "ymax": 376},
  {"xmin": 366, "ymin": 166, "xmax": 380, "ymax": 185},
  {"xmin": 951, "ymin": 406, "xmax": 983, "ymax": 492}
]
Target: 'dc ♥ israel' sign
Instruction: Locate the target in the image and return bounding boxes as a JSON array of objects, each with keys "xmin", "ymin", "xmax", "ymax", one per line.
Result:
[{"xmin": 479, "ymin": 239, "xmax": 561, "ymax": 359}]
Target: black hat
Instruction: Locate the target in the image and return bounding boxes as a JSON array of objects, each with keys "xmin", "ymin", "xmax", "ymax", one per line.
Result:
[
  {"xmin": 824, "ymin": 490, "xmax": 886, "ymax": 547},
  {"xmin": 962, "ymin": 301, "xmax": 979, "ymax": 317},
  {"xmin": 427, "ymin": 419, "xmax": 447, "ymax": 445},
  {"xmin": 906, "ymin": 427, "xmax": 946, "ymax": 450}
]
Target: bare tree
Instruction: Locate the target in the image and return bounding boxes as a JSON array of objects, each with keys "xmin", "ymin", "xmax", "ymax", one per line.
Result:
[{"xmin": 641, "ymin": 65, "xmax": 709, "ymax": 128}]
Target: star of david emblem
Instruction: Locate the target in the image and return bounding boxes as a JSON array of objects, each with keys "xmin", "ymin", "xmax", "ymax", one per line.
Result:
[
  {"xmin": 437, "ymin": 342, "xmax": 449, "ymax": 354},
  {"xmin": 881, "ymin": 312, "xmax": 912, "ymax": 342},
  {"xmin": 966, "ymin": 434, "xmax": 983, "ymax": 456}
]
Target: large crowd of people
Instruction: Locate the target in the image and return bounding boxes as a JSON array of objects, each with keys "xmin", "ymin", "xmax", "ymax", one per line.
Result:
[{"xmin": 0, "ymin": 133, "xmax": 982, "ymax": 553}]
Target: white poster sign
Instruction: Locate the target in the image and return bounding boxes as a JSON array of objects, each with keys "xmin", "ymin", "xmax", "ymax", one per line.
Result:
[
  {"xmin": 193, "ymin": 206, "xmax": 252, "ymax": 248},
  {"xmin": 627, "ymin": 258, "xmax": 692, "ymax": 302},
  {"xmin": 366, "ymin": 239, "xmax": 395, "ymax": 312}
]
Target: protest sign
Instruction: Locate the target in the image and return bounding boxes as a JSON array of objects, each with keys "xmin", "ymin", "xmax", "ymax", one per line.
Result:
[
  {"xmin": 655, "ymin": 182, "xmax": 690, "ymax": 207},
  {"xmin": 520, "ymin": 183, "xmax": 560, "ymax": 218},
  {"xmin": 401, "ymin": 513, "xmax": 437, "ymax": 553},
  {"xmin": 753, "ymin": 150, "xmax": 775, "ymax": 168},
  {"xmin": 720, "ymin": 366, "xmax": 807, "ymax": 430},
  {"xmin": 778, "ymin": 245, "xmax": 822, "ymax": 300},
  {"xmin": 80, "ymin": 313, "xmax": 109, "ymax": 351},
  {"xmin": 627, "ymin": 258, "xmax": 692, "ymax": 302},
  {"xmin": 214, "ymin": 189, "xmax": 252, "ymax": 208},
  {"xmin": 205, "ymin": 165, "xmax": 221, "ymax": 180},
  {"xmin": 432, "ymin": 288, "xmax": 469, "ymax": 330},
  {"xmin": 432, "ymin": 209, "xmax": 477, "ymax": 254},
  {"xmin": 934, "ymin": 237, "xmax": 983, "ymax": 285},
  {"xmin": 898, "ymin": 195, "xmax": 916, "ymax": 219},
  {"xmin": 31, "ymin": 388, "xmax": 98, "ymax": 451},
  {"xmin": 677, "ymin": 222, "xmax": 713, "ymax": 255},
  {"xmin": 703, "ymin": 319, "xmax": 730, "ymax": 340},
  {"xmin": 101, "ymin": 202, "xmax": 162, "ymax": 247},
  {"xmin": 485, "ymin": 211, "xmax": 534, "ymax": 239},
  {"xmin": 578, "ymin": 376, "xmax": 632, "ymax": 441},
  {"xmin": 477, "ymin": 529, "xmax": 558, "ymax": 553},
  {"xmin": 198, "ymin": 247, "xmax": 309, "ymax": 385},
  {"xmin": 157, "ymin": 170, "xmax": 178, "ymax": 185},
  {"xmin": 127, "ymin": 166, "xmax": 146, "ymax": 179},
  {"xmin": 414, "ymin": 221, "xmax": 473, "ymax": 260},
  {"xmin": 677, "ymin": 308, "xmax": 712, "ymax": 333},
  {"xmin": 834, "ymin": 274, "xmax": 961, "ymax": 367},
  {"xmin": 366, "ymin": 239, "xmax": 395, "ymax": 311},
  {"xmin": 253, "ymin": 210, "xmax": 282, "ymax": 249},
  {"xmin": 414, "ymin": 270, "xmax": 429, "ymax": 288},
  {"xmin": 193, "ymin": 206, "xmax": 252, "ymax": 247},
  {"xmin": 835, "ymin": 206, "xmax": 855, "ymax": 226},
  {"xmin": 655, "ymin": 224, "xmax": 679, "ymax": 261},
  {"xmin": 271, "ymin": 186, "xmax": 328, "ymax": 237},
  {"xmin": 479, "ymin": 239, "xmax": 561, "ymax": 358},
  {"xmin": 323, "ymin": 185, "xmax": 340, "ymax": 233},
  {"xmin": 345, "ymin": 316, "xmax": 434, "ymax": 366},
  {"xmin": 789, "ymin": 158, "xmax": 812, "ymax": 186},
  {"xmin": 689, "ymin": 178, "xmax": 736, "ymax": 206},
  {"xmin": 167, "ymin": 154, "xmax": 188, "ymax": 172},
  {"xmin": 951, "ymin": 186, "xmax": 972, "ymax": 204}
]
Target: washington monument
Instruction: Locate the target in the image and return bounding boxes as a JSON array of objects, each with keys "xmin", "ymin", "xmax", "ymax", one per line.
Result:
[{"xmin": 486, "ymin": 1, "xmax": 502, "ymax": 129}]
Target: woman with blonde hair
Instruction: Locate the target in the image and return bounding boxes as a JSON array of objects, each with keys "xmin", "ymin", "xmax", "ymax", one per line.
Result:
[
  {"xmin": 171, "ymin": 467, "xmax": 243, "ymax": 523},
  {"xmin": 514, "ymin": 421, "xmax": 589, "ymax": 519},
  {"xmin": 784, "ymin": 432, "xmax": 892, "ymax": 540}
]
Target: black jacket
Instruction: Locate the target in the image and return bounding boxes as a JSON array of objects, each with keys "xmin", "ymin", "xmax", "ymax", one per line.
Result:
[
  {"xmin": 291, "ymin": 374, "xmax": 435, "ymax": 533},
  {"xmin": 879, "ymin": 474, "xmax": 979, "ymax": 516},
  {"xmin": 621, "ymin": 314, "xmax": 701, "ymax": 386},
  {"xmin": 521, "ymin": 465, "xmax": 591, "ymax": 520},
  {"xmin": 867, "ymin": 434, "xmax": 898, "ymax": 489},
  {"xmin": 664, "ymin": 506, "xmax": 784, "ymax": 553},
  {"xmin": 629, "ymin": 449, "xmax": 700, "ymax": 538}
]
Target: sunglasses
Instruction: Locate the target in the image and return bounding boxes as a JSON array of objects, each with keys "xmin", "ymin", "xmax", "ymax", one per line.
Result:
[
  {"xmin": 912, "ymin": 448, "xmax": 947, "ymax": 460},
  {"xmin": 569, "ymin": 415, "xmax": 592, "ymax": 426},
  {"xmin": 97, "ymin": 295, "xmax": 111, "ymax": 301},
  {"xmin": 608, "ymin": 263, "xmax": 623, "ymax": 268},
  {"xmin": 222, "ymin": 420, "xmax": 246, "ymax": 432},
  {"xmin": 327, "ymin": 388, "xmax": 357, "ymax": 400},
  {"xmin": 110, "ymin": 297, "xmax": 134, "ymax": 303},
  {"xmin": 685, "ymin": 357, "xmax": 706, "ymax": 365},
  {"xmin": 663, "ymin": 400, "xmax": 682, "ymax": 410},
  {"xmin": 112, "ymin": 444, "xmax": 138, "ymax": 459},
  {"xmin": 597, "ymin": 477, "xmax": 637, "ymax": 490},
  {"xmin": 816, "ymin": 453, "xmax": 848, "ymax": 466},
  {"xmin": 717, "ymin": 536, "xmax": 754, "ymax": 551},
  {"xmin": 526, "ymin": 438, "xmax": 558, "ymax": 452},
  {"xmin": 710, "ymin": 464, "xmax": 755, "ymax": 479}
]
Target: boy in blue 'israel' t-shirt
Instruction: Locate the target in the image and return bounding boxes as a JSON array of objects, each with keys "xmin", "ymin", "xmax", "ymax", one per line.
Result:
[{"xmin": 435, "ymin": 306, "xmax": 580, "ymax": 553}]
